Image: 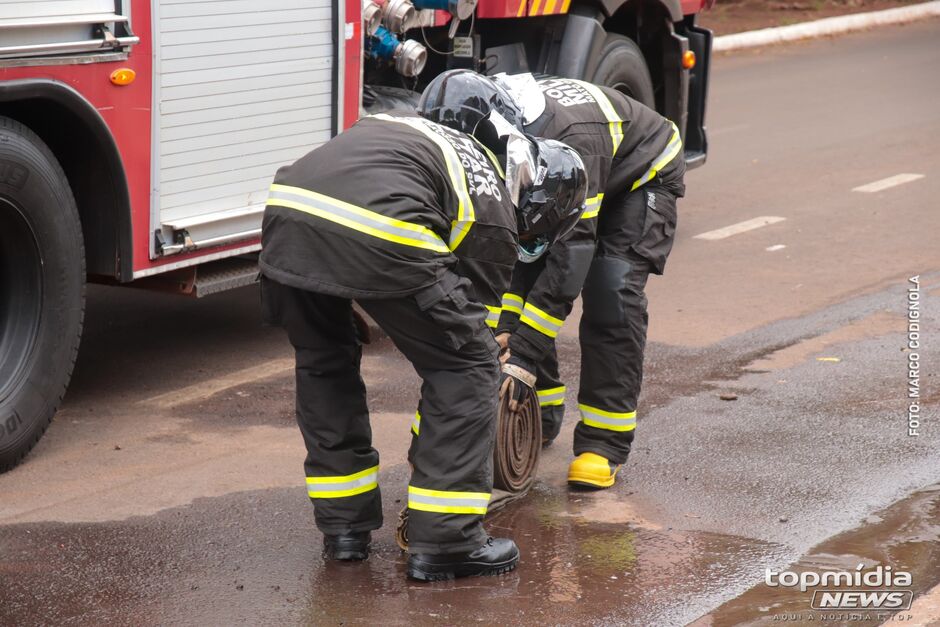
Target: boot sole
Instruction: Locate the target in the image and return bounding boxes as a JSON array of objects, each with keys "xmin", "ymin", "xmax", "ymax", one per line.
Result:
[
  {"xmin": 407, "ymin": 556, "xmax": 519, "ymax": 582},
  {"xmin": 567, "ymin": 470, "xmax": 616, "ymax": 489},
  {"xmin": 324, "ymin": 547, "xmax": 369, "ymax": 561},
  {"xmin": 329, "ymin": 552, "xmax": 368, "ymax": 561}
]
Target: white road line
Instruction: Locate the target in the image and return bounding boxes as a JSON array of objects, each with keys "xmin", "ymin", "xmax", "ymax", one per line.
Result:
[
  {"xmin": 140, "ymin": 358, "xmax": 294, "ymax": 409},
  {"xmin": 766, "ymin": 244, "xmax": 787, "ymax": 252},
  {"xmin": 852, "ymin": 173, "xmax": 925, "ymax": 193},
  {"xmin": 694, "ymin": 217, "xmax": 787, "ymax": 241},
  {"xmin": 709, "ymin": 124, "xmax": 750, "ymax": 138}
]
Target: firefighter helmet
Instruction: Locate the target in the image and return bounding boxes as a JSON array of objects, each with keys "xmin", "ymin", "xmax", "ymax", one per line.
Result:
[
  {"xmin": 417, "ymin": 69, "xmax": 524, "ymax": 136},
  {"xmin": 508, "ymin": 136, "xmax": 587, "ymax": 263}
]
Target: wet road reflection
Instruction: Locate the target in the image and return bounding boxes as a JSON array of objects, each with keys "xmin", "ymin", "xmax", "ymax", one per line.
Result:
[{"xmin": 0, "ymin": 475, "xmax": 779, "ymax": 626}]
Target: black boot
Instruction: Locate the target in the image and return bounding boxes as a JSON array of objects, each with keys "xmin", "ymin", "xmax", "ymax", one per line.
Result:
[
  {"xmin": 323, "ymin": 531, "xmax": 371, "ymax": 561},
  {"xmin": 407, "ymin": 537, "xmax": 519, "ymax": 581}
]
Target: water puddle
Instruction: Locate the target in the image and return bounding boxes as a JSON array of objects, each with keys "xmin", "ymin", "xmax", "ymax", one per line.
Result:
[{"xmin": 692, "ymin": 485, "xmax": 940, "ymax": 626}]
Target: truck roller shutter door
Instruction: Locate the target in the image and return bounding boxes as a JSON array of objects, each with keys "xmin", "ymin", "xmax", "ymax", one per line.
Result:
[
  {"xmin": 151, "ymin": 0, "xmax": 337, "ymax": 258},
  {"xmin": 0, "ymin": 1, "xmax": 138, "ymax": 59}
]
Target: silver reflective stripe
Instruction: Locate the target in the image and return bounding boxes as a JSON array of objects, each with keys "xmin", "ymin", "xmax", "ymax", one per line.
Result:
[
  {"xmin": 409, "ymin": 493, "xmax": 488, "ymax": 509},
  {"xmin": 631, "ymin": 122, "xmax": 683, "ymax": 191},
  {"xmin": 485, "ymin": 306, "xmax": 500, "ymax": 328},
  {"xmin": 306, "ymin": 465, "xmax": 379, "ymax": 498},
  {"xmin": 520, "ymin": 302, "xmax": 563, "ymax": 338},
  {"xmin": 370, "ymin": 114, "xmax": 476, "ymax": 250},
  {"xmin": 537, "ymin": 387, "xmax": 565, "ymax": 406},
  {"xmin": 578, "ymin": 404, "xmax": 637, "ymax": 432},
  {"xmin": 581, "ymin": 193, "xmax": 604, "ymax": 220},
  {"xmin": 570, "ymin": 79, "xmax": 623, "ymax": 156},
  {"xmin": 501, "ymin": 293, "xmax": 524, "ymax": 315},
  {"xmin": 407, "ymin": 486, "xmax": 490, "ymax": 514},
  {"xmin": 268, "ymin": 185, "xmax": 449, "ymax": 253}
]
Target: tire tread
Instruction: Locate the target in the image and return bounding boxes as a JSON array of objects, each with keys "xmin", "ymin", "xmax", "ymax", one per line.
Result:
[{"xmin": 0, "ymin": 115, "xmax": 85, "ymax": 473}]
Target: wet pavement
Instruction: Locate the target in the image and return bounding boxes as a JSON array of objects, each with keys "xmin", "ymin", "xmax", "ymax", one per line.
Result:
[
  {"xmin": 2, "ymin": 19, "xmax": 940, "ymax": 627},
  {"xmin": 694, "ymin": 485, "xmax": 940, "ymax": 626}
]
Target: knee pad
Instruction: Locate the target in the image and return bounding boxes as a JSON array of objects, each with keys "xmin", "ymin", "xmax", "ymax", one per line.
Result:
[
  {"xmin": 582, "ymin": 256, "xmax": 647, "ymax": 328},
  {"xmin": 557, "ymin": 241, "xmax": 596, "ymax": 302}
]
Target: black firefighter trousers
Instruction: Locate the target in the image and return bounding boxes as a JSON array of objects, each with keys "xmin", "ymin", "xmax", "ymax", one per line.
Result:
[
  {"xmin": 538, "ymin": 174, "xmax": 681, "ymax": 465},
  {"xmin": 262, "ymin": 273, "xmax": 500, "ymax": 555}
]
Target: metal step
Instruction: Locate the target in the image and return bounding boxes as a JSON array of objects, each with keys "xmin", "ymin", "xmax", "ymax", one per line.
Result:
[{"xmin": 191, "ymin": 257, "xmax": 259, "ymax": 298}]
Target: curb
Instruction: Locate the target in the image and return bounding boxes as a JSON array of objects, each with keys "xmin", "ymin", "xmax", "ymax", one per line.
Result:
[{"xmin": 713, "ymin": 1, "xmax": 940, "ymax": 51}]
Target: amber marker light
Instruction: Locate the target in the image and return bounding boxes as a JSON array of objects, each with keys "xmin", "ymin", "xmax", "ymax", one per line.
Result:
[
  {"xmin": 682, "ymin": 50, "xmax": 696, "ymax": 70},
  {"xmin": 110, "ymin": 68, "xmax": 136, "ymax": 86}
]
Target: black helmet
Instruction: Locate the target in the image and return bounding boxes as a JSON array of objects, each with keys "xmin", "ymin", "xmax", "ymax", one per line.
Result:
[
  {"xmin": 508, "ymin": 137, "xmax": 588, "ymax": 263},
  {"xmin": 417, "ymin": 69, "xmax": 524, "ymax": 137}
]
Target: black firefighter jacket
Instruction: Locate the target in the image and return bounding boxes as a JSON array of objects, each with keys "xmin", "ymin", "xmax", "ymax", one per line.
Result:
[
  {"xmin": 260, "ymin": 112, "xmax": 519, "ymax": 327},
  {"xmin": 499, "ymin": 76, "xmax": 687, "ymax": 363}
]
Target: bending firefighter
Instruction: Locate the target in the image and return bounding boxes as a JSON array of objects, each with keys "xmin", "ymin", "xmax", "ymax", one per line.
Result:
[
  {"xmin": 259, "ymin": 111, "xmax": 586, "ymax": 580},
  {"xmin": 420, "ymin": 70, "xmax": 686, "ymax": 490}
]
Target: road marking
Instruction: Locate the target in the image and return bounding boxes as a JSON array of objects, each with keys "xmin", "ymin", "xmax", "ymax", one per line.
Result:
[
  {"xmin": 709, "ymin": 124, "xmax": 750, "ymax": 138},
  {"xmin": 140, "ymin": 358, "xmax": 294, "ymax": 409},
  {"xmin": 766, "ymin": 244, "xmax": 787, "ymax": 252},
  {"xmin": 852, "ymin": 173, "xmax": 924, "ymax": 193},
  {"xmin": 694, "ymin": 216, "xmax": 786, "ymax": 241}
]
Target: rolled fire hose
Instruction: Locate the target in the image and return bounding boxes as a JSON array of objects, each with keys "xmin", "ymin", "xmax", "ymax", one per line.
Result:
[
  {"xmin": 493, "ymin": 377, "xmax": 541, "ymax": 494},
  {"xmin": 396, "ymin": 378, "xmax": 542, "ymax": 550}
]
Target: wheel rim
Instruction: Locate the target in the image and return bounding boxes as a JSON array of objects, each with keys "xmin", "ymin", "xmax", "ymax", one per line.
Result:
[{"xmin": 0, "ymin": 197, "xmax": 43, "ymax": 402}]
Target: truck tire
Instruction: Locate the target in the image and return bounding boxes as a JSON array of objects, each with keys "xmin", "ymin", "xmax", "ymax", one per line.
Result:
[
  {"xmin": 591, "ymin": 34, "xmax": 656, "ymax": 109},
  {"xmin": 0, "ymin": 116, "xmax": 85, "ymax": 472}
]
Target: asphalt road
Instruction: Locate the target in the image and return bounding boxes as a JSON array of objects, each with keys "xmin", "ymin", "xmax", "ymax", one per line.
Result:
[{"xmin": 2, "ymin": 19, "xmax": 939, "ymax": 626}]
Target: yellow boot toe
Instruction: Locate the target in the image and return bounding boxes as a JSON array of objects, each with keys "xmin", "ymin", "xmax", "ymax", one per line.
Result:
[{"xmin": 567, "ymin": 452, "xmax": 620, "ymax": 489}]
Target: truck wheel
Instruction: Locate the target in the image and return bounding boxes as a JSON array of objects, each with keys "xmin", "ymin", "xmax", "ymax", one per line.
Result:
[
  {"xmin": 591, "ymin": 34, "xmax": 656, "ymax": 109},
  {"xmin": 0, "ymin": 116, "xmax": 85, "ymax": 472}
]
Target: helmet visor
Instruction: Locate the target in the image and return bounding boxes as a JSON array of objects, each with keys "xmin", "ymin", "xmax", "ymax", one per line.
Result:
[
  {"xmin": 492, "ymin": 72, "xmax": 546, "ymax": 125},
  {"xmin": 504, "ymin": 132, "xmax": 538, "ymax": 210}
]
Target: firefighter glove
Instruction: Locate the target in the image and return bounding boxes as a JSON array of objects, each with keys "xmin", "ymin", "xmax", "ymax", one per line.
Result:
[{"xmin": 500, "ymin": 354, "xmax": 537, "ymax": 412}]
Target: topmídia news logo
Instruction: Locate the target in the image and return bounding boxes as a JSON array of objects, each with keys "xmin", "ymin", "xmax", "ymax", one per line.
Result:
[{"xmin": 765, "ymin": 565, "xmax": 914, "ymax": 611}]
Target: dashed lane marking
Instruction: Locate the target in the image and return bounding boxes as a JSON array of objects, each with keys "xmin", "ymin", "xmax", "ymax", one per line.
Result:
[
  {"xmin": 708, "ymin": 123, "xmax": 750, "ymax": 137},
  {"xmin": 139, "ymin": 358, "xmax": 294, "ymax": 409},
  {"xmin": 852, "ymin": 173, "xmax": 924, "ymax": 193},
  {"xmin": 693, "ymin": 216, "xmax": 787, "ymax": 241},
  {"xmin": 766, "ymin": 244, "xmax": 787, "ymax": 252}
]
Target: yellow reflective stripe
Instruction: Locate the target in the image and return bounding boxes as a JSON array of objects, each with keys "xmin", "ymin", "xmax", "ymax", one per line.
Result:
[
  {"xmin": 560, "ymin": 0, "xmax": 571, "ymax": 11},
  {"xmin": 449, "ymin": 220, "xmax": 474, "ymax": 251},
  {"xmin": 268, "ymin": 184, "xmax": 449, "ymax": 254},
  {"xmin": 581, "ymin": 193, "xmax": 604, "ymax": 220},
  {"xmin": 371, "ymin": 114, "xmax": 476, "ymax": 250},
  {"xmin": 485, "ymin": 305, "xmax": 501, "ymax": 328},
  {"xmin": 571, "ymin": 80, "xmax": 623, "ymax": 156},
  {"xmin": 306, "ymin": 465, "xmax": 379, "ymax": 498},
  {"xmin": 411, "ymin": 410, "xmax": 421, "ymax": 436},
  {"xmin": 578, "ymin": 403, "xmax": 637, "ymax": 432},
  {"xmin": 501, "ymin": 292, "xmax": 524, "ymax": 315},
  {"xmin": 537, "ymin": 386, "xmax": 566, "ymax": 406},
  {"xmin": 544, "ymin": 0, "xmax": 557, "ymax": 12},
  {"xmin": 408, "ymin": 485, "xmax": 490, "ymax": 515},
  {"xmin": 631, "ymin": 122, "xmax": 682, "ymax": 192},
  {"xmin": 528, "ymin": 0, "xmax": 543, "ymax": 15},
  {"xmin": 520, "ymin": 302, "xmax": 564, "ymax": 338},
  {"xmin": 516, "ymin": 0, "xmax": 526, "ymax": 15}
]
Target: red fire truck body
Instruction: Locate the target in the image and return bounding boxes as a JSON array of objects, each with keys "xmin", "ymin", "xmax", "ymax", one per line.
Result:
[{"xmin": 0, "ymin": 0, "xmax": 712, "ymax": 469}]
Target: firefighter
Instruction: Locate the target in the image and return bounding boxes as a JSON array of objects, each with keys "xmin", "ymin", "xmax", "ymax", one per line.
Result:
[
  {"xmin": 259, "ymin": 110, "xmax": 587, "ymax": 581},
  {"xmin": 419, "ymin": 70, "xmax": 686, "ymax": 490}
]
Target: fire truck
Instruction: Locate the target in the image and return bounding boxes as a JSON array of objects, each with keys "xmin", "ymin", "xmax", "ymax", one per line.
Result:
[{"xmin": 0, "ymin": 0, "xmax": 712, "ymax": 471}]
